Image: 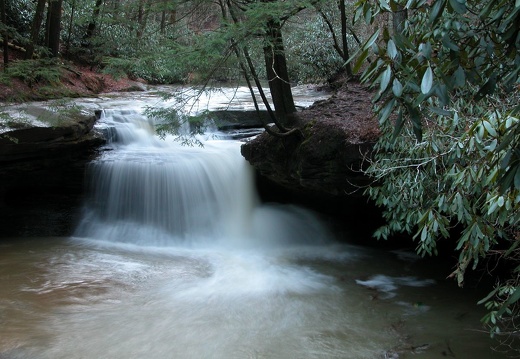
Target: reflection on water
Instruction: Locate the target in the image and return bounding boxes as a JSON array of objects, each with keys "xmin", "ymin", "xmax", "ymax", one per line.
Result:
[{"xmin": 0, "ymin": 237, "xmax": 508, "ymax": 359}]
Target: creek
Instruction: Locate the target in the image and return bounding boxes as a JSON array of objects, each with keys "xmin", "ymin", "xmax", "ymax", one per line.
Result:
[{"xmin": 0, "ymin": 87, "xmax": 510, "ymax": 358}]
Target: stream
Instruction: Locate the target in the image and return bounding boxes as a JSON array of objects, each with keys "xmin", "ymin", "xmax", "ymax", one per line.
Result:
[{"xmin": 0, "ymin": 86, "xmax": 510, "ymax": 358}]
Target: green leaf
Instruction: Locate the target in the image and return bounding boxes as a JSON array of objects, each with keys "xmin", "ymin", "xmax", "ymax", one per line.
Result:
[
  {"xmin": 364, "ymin": 30, "xmax": 380, "ymax": 51},
  {"xmin": 442, "ymin": 34, "xmax": 460, "ymax": 51},
  {"xmin": 365, "ymin": 6, "xmax": 373, "ymax": 24},
  {"xmin": 478, "ymin": 287, "xmax": 500, "ymax": 305},
  {"xmin": 429, "ymin": 0, "xmax": 446, "ymax": 24},
  {"xmin": 453, "ymin": 66, "xmax": 466, "ymax": 87},
  {"xmin": 500, "ymin": 167, "xmax": 517, "ymax": 193},
  {"xmin": 488, "ymin": 200, "xmax": 499, "ymax": 215},
  {"xmin": 483, "ymin": 120, "xmax": 498, "ymax": 136},
  {"xmin": 505, "ymin": 239, "xmax": 520, "ymax": 257},
  {"xmin": 428, "ymin": 106, "xmax": 452, "ymax": 116},
  {"xmin": 387, "ymin": 39, "xmax": 398, "ymax": 59},
  {"xmin": 411, "ymin": 112, "xmax": 423, "ymax": 141},
  {"xmin": 404, "ymin": 102, "xmax": 423, "ymax": 141},
  {"xmin": 379, "ymin": 0, "xmax": 391, "ymax": 11},
  {"xmin": 392, "ymin": 109, "xmax": 404, "ymax": 140},
  {"xmin": 448, "ymin": 0, "xmax": 467, "ymax": 14},
  {"xmin": 418, "ymin": 42, "xmax": 432, "ymax": 60},
  {"xmin": 435, "ymin": 84, "xmax": 450, "ymax": 106},
  {"xmin": 501, "ymin": 151, "xmax": 512, "ymax": 169},
  {"xmin": 475, "ymin": 73, "xmax": 498, "ymax": 100},
  {"xmin": 392, "ymin": 78, "xmax": 403, "ymax": 97},
  {"xmin": 514, "ymin": 166, "xmax": 520, "ymax": 189},
  {"xmin": 479, "ymin": 0, "xmax": 495, "ymax": 19},
  {"xmin": 353, "ymin": 49, "xmax": 370, "ymax": 73},
  {"xmin": 421, "ymin": 66, "xmax": 433, "ymax": 94},
  {"xmin": 497, "ymin": 287, "xmax": 520, "ymax": 316},
  {"xmin": 380, "ymin": 64, "xmax": 392, "ymax": 92},
  {"xmin": 379, "ymin": 97, "xmax": 396, "ymax": 124}
]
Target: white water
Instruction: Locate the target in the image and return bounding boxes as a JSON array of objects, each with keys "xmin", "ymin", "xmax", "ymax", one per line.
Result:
[
  {"xmin": 0, "ymin": 99, "xmax": 511, "ymax": 358},
  {"xmin": 75, "ymin": 109, "xmax": 330, "ymax": 249}
]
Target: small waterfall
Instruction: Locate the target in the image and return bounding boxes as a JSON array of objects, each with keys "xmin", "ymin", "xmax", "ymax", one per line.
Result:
[
  {"xmin": 75, "ymin": 109, "xmax": 258, "ymax": 246},
  {"xmin": 75, "ymin": 108, "xmax": 329, "ymax": 248}
]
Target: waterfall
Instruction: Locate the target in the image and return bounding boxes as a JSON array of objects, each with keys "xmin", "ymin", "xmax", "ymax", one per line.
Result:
[{"xmin": 74, "ymin": 108, "xmax": 329, "ymax": 248}]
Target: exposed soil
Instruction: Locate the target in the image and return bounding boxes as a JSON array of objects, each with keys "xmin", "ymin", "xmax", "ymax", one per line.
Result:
[
  {"xmin": 296, "ymin": 80, "xmax": 380, "ymax": 143},
  {"xmin": 0, "ymin": 61, "xmax": 145, "ymax": 102}
]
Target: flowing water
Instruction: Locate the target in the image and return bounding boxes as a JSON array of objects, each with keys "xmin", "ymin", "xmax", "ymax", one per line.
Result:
[{"xmin": 0, "ymin": 90, "xmax": 512, "ymax": 358}]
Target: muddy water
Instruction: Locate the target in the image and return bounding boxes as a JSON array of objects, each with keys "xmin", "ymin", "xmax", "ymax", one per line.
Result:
[
  {"xmin": 0, "ymin": 236, "xmax": 508, "ymax": 359},
  {"xmin": 0, "ymin": 88, "xmax": 510, "ymax": 358}
]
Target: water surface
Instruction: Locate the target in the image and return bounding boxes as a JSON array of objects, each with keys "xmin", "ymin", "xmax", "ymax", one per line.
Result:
[{"xmin": 0, "ymin": 90, "xmax": 509, "ymax": 358}]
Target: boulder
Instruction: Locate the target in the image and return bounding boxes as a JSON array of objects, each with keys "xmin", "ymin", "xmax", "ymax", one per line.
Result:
[
  {"xmin": 241, "ymin": 122, "xmax": 376, "ymax": 198},
  {"xmin": 0, "ymin": 113, "xmax": 105, "ymax": 164}
]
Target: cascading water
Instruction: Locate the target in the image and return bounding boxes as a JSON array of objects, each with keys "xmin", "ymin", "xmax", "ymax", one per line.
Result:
[
  {"xmin": 0, "ymin": 94, "xmax": 509, "ymax": 359},
  {"xmin": 74, "ymin": 108, "xmax": 328, "ymax": 248}
]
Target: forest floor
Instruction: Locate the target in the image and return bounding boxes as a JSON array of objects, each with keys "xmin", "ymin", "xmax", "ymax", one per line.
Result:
[{"xmin": 0, "ymin": 62, "xmax": 147, "ymax": 102}]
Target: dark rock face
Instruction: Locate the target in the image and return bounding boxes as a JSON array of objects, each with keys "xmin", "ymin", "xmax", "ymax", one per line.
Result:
[
  {"xmin": 241, "ymin": 120, "xmax": 378, "ymax": 199},
  {"xmin": 0, "ymin": 114, "xmax": 105, "ymax": 238},
  {"xmin": 241, "ymin": 126, "xmax": 383, "ymax": 240},
  {"xmin": 240, "ymin": 81, "xmax": 384, "ymax": 239},
  {"xmin": 241, "ymin": 81, "xmax": 380, "ymax": 202},
  {"xmin": 0, "ymin": 114, "xmax": 104, "ymax": 164}
]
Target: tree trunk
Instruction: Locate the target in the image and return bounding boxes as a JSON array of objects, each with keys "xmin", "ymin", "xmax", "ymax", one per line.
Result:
[
  {"xmin": 263, "ymin": 19, "xmax": 296, "ymax": 126},
  {"xmin": 47, "ymin": 0, "xmax": 63, "ymax": 57},
  {"xmin": 65, "ymin": 0, "xmax": 76, "ymax": 53},
  {"xmin": 1, "ymin": 0, "xmax": 8, "ymax": 68},
  {"xmin": 339, "ymin": 0, "xmax": 352, "ymax": 76},
  {"xmin": 392, "ymin": 3, "xmax": 407, "ymax": 34},
  {"xmin": 25, "ymin": 0, "xmax": 47, "ymax": 59},
  {"xmin": 160, "ymin": 10, "xmax": 166, "ymax": 34},
  {"xmin": 85, "ymin": 0, "xmax": 103, "ymax": 42},
  {"xmin": 136, "ymin": 0, "xmax": 151, "ymax": 40}
]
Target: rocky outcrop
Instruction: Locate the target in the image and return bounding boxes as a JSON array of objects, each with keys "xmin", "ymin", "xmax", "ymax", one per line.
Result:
[
  {"xmin": 240, "ymin": 81, "xmax": 383, "ymax": 236},
  {"xmin": 241, "ymin": 122, "xmax": 377, "ymax": 199},
  {"xmin": 0, "ymin": 113, "xmax": 105, "ymax": 165},
  {"xmin": 241, "ymin": 81, "xmax": 380, "ymax": 201},
  {"xmin": 0, "ymin": 112, "xmax": 105, "ymax": 237}
]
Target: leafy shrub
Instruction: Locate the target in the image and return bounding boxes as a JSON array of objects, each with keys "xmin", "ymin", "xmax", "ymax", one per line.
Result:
[{"xmin": 352, "ymin": 0, "xmax": 520, "ymax": 353}]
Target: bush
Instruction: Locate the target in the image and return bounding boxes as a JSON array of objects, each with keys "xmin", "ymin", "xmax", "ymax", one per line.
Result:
[{"xmin": 352, "ymin": 0, "xmax": 520, "ymax": 353}]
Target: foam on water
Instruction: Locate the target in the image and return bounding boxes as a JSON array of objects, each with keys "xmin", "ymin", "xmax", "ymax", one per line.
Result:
[{"xmin": 75, "ymin": 109, "xmax": 331, "ymax": 251}]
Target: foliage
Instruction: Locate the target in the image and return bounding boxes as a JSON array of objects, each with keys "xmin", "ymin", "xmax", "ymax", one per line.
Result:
[
  {"xmin": 352, "ymin": 0, "xmax": 520, "ymax": 351},
  {"xmin": 2, "ymin": 0, "xmax": 358, "ymax": 89},
  {"xmin": 4, "ymin": 0, "xmax": 33, "ymax": 39},
  {"xmin": 284, "ymin": 8, "xmax": 346, "ymax": 83},
  {"xmin": 146, "ymin": 104, "xmax": 208, "ymax": 147},
  {"xmin": 0, "ymin": 58, "xmax": 61, "ymax": 87}
]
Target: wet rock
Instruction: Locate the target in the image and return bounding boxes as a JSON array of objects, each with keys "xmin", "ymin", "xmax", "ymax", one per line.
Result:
[
  {"xmin": 203, "ymin": 110, "xmax": 271, "ymax": 130},
  {"xmin": 0, "ymin": 113, "xmax": 105, "ymax": 164},
  {"xmin": 240, "ymin": 82, "xmax": 380, "ymax": 200},
  {"xmin": 0, "ymin": 113, "xmax": 105, "ymax": 237},
  {"xmin": 240, "ymin": 81, "xmax": 383, "ymax": 237}
]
